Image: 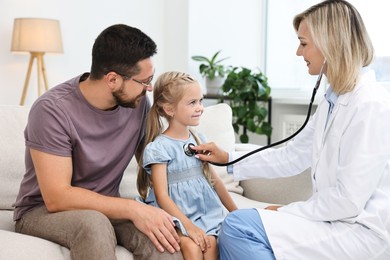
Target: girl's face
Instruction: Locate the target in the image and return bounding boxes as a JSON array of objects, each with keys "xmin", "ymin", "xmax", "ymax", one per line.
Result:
[
  {"xmin": 296, "ymin": 20, "xmax": 326, "ymax": 75},
  {"xmin": 172, "ymin": 82, "xmax": 204, "ymax": 127}
]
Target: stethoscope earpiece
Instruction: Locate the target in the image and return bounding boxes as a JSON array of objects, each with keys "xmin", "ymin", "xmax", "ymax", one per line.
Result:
[{"xmin": 183, "ymin": 143, "xmax": 197, "ymax": 157}]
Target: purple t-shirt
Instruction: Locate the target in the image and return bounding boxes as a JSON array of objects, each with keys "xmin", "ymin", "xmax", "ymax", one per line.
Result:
[{"xmin": 13, "ymin": 73, "xmax": 150, "ymax": 221}]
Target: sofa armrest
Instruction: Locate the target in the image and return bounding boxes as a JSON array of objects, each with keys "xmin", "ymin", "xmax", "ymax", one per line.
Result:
[
  {"xmin": 234, "ymin": 143, "xmax": 261, "ymax": 152},
  {"xmin": 240, "ymin": 170, "xmax": 312, "ymax": 205},
  {"xmin": 233, "ymin": 143, "xmax": 313, "ymax": 205}
]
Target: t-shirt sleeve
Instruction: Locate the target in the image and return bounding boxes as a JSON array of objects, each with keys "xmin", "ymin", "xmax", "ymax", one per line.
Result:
[
  {"xmin": 25, "ymin": 100, "xmax": 72, "ymax": 157},
  {"xmin": 142, "ymin": 140, "xmax": 171, "ymax": 175}
]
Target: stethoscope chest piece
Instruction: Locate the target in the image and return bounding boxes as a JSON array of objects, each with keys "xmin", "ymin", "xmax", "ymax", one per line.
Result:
[{"xmin": 183, "ymin": 143, "xmax": 197, "ymax": 157}]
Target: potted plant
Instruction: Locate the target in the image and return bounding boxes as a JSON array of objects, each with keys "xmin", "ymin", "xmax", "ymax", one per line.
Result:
[
  {"xmin": 221, "ymin": 67, "xmax": 272, "ymax": 143},
  {"xmin": 191, "ymin": 50, "xmax": 229, "ymax": 95}
]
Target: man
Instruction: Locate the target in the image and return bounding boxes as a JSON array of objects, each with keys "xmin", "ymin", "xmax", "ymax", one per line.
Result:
[{"xmin": 13, "ymin": 24, "xmax": 183, "ymax": 260}]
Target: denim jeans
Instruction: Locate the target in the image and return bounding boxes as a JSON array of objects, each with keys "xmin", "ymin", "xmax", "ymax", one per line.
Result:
[{"xmin": 15, "ymin": 205, "xmax": 183, "ymax": 260}]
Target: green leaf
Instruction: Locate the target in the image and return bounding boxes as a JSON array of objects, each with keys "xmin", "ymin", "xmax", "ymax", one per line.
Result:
[
  {"xmin": 232, "ymin": 123, "xmax": 239, "ymax": 133},
  {"xmin": 260, "ymin": 122, "xmax": 273, "ymax": 137},
  {"xmin": 221, "ymin": 66, "xmax": 272, "ymax": 143},
  {"xmin": 240, "ymin": 133, "xmax": 249, "ymax": 143},
  {"xmin": 191, "ymin": 56, "xmax": 210, "ymax": 63},
  {"xmin": 192, "ymin": 51, "xmax": 229, "ymax": 79}
]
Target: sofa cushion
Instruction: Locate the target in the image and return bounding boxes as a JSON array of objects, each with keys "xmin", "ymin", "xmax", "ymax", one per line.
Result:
[
  {"xmin": 240, "ymin": 170, "xmax": 312, "ymax": 205},
  {"xmin": 194, "ymin": 103, "xmax": 243, "ymax": 194},
  {"xmin": 0, "ymin": 210, "xmax": 14, "ymax": 231},
  {"xmin": 0, "ymin": 106, "xmax": 29, "ymax": 210},
  {"xmin": 0, "ymin": 229, "xmax": 133, "ymax": 260}
]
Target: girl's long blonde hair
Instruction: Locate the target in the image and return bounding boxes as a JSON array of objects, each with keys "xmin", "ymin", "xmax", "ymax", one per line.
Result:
[
  {"xmin": 137, "ymin": 71, "xmax": 211, "ymax": 200},
  {"xmin": 293, "ymin": 0, "xmax": 374, "ymax": 94}
]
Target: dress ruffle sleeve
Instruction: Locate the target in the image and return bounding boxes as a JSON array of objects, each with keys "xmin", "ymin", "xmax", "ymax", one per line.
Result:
[{"xmin": 142, "ymin": 139, "xmax": 172, "ymax": 175}]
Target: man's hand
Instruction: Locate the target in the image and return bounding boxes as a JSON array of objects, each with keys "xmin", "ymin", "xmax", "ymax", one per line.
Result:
[
  {"xmin": 132, "ymin": 203, "xmax": 181, "ymax": 254},
  {"xmin": 192, "ymin": 142, "xmax": 229, "ymax": 164}
]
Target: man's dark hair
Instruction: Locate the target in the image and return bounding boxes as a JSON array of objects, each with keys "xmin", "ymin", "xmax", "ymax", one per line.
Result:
[{"xmin": 90, "ymin": 24, "xmax": 157, "ymax": 80}]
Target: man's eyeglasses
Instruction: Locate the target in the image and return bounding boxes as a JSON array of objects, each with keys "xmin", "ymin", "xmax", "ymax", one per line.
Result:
[
  {"xmin": 116, "ymin": 72, "xmax": 154, "ymax": 89},
  {"xmin": 132, "ymin": 75, "xmax": 154, "ymax": 88}
]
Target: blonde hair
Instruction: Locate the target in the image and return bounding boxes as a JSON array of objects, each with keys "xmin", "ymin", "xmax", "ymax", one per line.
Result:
[
  {"xmin": 293, "ymin": 0, "xmax": 374, "ymax": 94},
  {"xmin": 137, "ymin": 71, "xmax": 212, "ymax": 200}
]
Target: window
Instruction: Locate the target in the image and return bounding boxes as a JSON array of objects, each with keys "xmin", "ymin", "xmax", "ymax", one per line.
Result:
[{"xmin": 265, "ymin": 0, "xmax": 390, "ymax": 92}]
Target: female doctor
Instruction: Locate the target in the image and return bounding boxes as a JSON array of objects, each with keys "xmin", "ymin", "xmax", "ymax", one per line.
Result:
[{"xmin": 193, "ymin": 0, "xmax": 390, "ymax": 259}]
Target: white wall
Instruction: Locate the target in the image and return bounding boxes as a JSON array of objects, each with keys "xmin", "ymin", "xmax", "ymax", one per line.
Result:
[
  {"xmin": 188, "ymin": 0, "xmax": 266, "ymax": 92},
  {"xmin": 0, "ymin": 0, "xmax": 166, "ymax": 105},
  {"xmin": 0, "ymin": 0, "xmax": 265, "ymax": 106},
  {"xmin": 0, "ymin": 0, "xmax": 269, "ymax": 145}
]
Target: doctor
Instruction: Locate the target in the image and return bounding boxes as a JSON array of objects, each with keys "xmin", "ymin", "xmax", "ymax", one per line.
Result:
[{"xmin": 193, "ymin": 0, "xmax": 390, "ymax": 259}]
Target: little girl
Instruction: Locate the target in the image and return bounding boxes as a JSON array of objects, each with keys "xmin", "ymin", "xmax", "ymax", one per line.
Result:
[{"xmin": 137, "ymin": 71, "xmax": 237, "ymax": 260}]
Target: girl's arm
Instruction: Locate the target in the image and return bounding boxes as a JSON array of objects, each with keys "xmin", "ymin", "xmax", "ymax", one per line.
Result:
[
  {"xmin": 151, "ymin": 163, "xmax": 210, "ymax": 251},
  {"xmin": 209, "ymin": 165, "xmax": 238, "ymax": 212}
]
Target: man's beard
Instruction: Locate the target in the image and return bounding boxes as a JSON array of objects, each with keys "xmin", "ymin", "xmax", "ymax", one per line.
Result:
[{"xmin": 113, "ymin": 83, "xmax": 146, "ymax": 108}]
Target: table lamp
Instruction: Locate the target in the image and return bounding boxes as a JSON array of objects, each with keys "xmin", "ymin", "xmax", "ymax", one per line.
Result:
[{"xmin": 11, "ymin": 18, "xmax": 63, "ymax": 105}]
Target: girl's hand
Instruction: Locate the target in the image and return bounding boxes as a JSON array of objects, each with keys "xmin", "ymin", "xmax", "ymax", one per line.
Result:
[{"xmin": 186, "ymin": 223, "xmax": 210, "ymax": 252}]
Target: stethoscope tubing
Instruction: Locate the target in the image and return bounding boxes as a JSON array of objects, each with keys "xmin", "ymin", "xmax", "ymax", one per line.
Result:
[
  {"xmin": 209, "ymin": 61, "xmax": 326, "ymax": 167},
  {"xmin": 209, "ymin": 86, "xmax": 317, "ymax": 166}
]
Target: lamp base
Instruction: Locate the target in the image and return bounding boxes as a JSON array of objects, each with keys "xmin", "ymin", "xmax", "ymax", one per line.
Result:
[{"xmin": 20, "ymin": 52, "xmax": 49, "ymax": 105}]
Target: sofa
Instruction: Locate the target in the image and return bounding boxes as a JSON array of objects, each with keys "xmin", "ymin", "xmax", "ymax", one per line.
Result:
[{"xmin": 0, "ymin": 103, "xmax": 312, "ymax": 259}]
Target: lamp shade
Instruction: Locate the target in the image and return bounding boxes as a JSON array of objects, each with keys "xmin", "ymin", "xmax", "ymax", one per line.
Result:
[{"xmin": 11, "ymin": 18, "xmax": 63, "ymax": 53}]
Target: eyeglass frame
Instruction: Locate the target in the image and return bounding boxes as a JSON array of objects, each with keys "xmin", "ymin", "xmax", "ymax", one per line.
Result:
[
  {"xmin": 115, "ymin": 72, "xmax": 154, "ymax": 89},
  {"xmin": 132, "ymin": 75, "xmax": 154, "ymax": 88}
]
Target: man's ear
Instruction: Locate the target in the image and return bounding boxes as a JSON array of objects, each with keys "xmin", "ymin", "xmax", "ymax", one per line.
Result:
[{"xmin": 105, "ymin": 72, "xmax": 121, "ymax": 91}]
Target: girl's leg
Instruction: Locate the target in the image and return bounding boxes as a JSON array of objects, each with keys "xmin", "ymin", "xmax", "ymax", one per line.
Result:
[
  {"xmin": 218, "ymin": 208, "xmax": 275, "ymax": 260},
  {"xmin": 203, "ymin": 235, "xmax": 218, "ymax": 260},
  {"xmin": 179, "ymin": 235, "xmax": 203, "ymax": 260}
]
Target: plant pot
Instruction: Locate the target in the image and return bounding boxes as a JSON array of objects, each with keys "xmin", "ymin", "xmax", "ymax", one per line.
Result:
[{"xmin": 205, "ymin": 76, "xmax": 225, "ymax": 95}]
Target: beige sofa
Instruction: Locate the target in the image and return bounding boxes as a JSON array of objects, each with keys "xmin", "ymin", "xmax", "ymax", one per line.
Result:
[{"xmin": 0, "ymin": 103, "xmax": 312, "ymax": 259}]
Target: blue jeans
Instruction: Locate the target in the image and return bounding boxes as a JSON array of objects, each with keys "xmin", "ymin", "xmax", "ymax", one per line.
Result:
[{"xmin": 218, "ymin": 208, "xmax": 275, "ymax": 260}]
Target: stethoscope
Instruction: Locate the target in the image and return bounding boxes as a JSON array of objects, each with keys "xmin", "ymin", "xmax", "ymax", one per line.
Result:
[{"xmin": 184, "ymin": 60, "xmax": 327, "ymax": 167}]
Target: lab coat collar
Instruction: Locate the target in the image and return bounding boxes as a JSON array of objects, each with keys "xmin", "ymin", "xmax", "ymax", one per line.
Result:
[
  {"xmin": 336, "ymin": 68, "xmax": 376, "ymax": 106},
  {"xmin": 322, "ymin": 68, "xmax": 376, "ymax": 138}
]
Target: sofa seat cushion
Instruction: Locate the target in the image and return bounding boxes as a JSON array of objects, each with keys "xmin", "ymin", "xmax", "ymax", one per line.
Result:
[
  {"xmin": 229, "ymin": 192, "xmax": 269, "ymax": 209},
  {"xmin": 0, "ymin": 229, "xmax": 133, "ymax": 260},
  {"xmin": 0, "ymin": 230, "xmax": 71, "ymax": 260},
  {"xmin": 0, "ymin": 210, "xmax": 14, "ymax": 231}
]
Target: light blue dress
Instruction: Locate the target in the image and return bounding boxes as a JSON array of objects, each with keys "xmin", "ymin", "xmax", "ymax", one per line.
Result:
[{"xmin": 142, "ymin": 133, "xmax": 227, "ymax": 236}]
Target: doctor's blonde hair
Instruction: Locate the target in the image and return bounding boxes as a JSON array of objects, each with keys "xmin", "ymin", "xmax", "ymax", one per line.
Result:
[
  {"xmin": 137, "ymin": 71, "xmax": 212, "ymax": 200},
  {"xmin": 293, "ymin": 0, "xmax": 374, "ymax": 94}
]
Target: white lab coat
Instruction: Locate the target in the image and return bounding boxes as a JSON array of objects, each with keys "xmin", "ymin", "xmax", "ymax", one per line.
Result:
[{"xmin": 231, "ymin": 69, "xmax": 390, "ymax": 259}]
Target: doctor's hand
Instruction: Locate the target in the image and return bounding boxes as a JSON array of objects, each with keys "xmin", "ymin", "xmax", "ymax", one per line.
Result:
[
  {"xmin": 265, "ymin": 205, "xmax": 282, "ymax": 211},
  {"xmin": 192, "ymin": 142, "xmax": 229, "ymax": 164}
]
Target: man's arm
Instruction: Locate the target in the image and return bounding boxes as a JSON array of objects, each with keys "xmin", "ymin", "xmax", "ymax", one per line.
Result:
[{"xmin": 30, "ymin": 148, "xmax": 180, "ymax": 253}]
